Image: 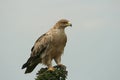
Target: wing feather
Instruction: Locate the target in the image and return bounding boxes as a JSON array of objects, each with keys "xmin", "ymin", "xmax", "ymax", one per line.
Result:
[
  {"xmin": 22, "ymin": 33, "xmax": 52, "ymax": 73},
  {"xmin": 31, "ymin": 33, "xmax": 51, "ymax": 57}
]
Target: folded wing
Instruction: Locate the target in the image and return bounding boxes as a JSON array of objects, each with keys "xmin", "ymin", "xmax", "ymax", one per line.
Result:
[{"xmin": 22, "ymin": 33, "xmax": 52, "ymax": 73}]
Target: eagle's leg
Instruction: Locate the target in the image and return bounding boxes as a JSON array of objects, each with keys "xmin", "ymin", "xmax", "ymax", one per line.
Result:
[
  {"xmin": 54, "ymin": 56, "xmax": 64, "ymax": 66},
  {"xmin": 47, "ymin": 58, "xmax": 55, "ymax": 71}
]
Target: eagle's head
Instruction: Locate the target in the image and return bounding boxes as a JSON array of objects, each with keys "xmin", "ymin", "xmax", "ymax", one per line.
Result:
[{"xmin": 54, "ymin": 19, "xmax": 72, "ymax": 29}]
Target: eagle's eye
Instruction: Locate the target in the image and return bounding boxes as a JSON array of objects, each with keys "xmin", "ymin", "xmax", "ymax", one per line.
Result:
[{"xmin": 61, "ymin": 22, "xmax": 68, "ymax": 24}]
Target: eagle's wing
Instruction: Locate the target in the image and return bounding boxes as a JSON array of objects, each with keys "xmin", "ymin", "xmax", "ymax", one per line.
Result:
[
  {"xmin": 31, "ymin": 33, "xmax": 51, "ymax": 57},
  {"xmin": 22, "ymin": 33, "xmax": 52, "ymax": 73}
]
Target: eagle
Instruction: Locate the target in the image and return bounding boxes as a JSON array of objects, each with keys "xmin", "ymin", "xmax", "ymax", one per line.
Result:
[{"xmin": 22, "ymin": 19, "xmax": 72, "ymax": 74}]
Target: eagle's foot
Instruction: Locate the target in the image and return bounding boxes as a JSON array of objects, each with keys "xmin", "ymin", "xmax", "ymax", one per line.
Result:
[{"xmin": 48, "ymin": 67, "xmax": 55, "ymax": 71}]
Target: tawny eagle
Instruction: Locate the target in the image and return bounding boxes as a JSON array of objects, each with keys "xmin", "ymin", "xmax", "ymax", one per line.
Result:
[{"xmin": 22, "ymin": 19, "xmax": 72, "ymax": 73}]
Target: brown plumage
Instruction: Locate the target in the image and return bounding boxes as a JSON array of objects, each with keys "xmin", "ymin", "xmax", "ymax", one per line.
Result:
[{"xmin": 22, "ymin": 19, "xmax": 72, "ymax": 73}]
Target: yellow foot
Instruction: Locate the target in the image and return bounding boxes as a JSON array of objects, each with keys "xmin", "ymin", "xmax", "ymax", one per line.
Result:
[{"xmin": 48, "ymin": 67, "xmax": 55, "ymax": 71}]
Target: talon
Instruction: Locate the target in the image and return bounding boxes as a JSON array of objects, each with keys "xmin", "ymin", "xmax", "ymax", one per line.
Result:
[{"xmin": 48, "ymin": 67, "xmax": 55, "ymax": 71}]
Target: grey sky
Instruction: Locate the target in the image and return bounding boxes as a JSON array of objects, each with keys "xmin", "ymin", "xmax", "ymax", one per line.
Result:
[{"xmin": 0, "ymin": 0, "xmax": 120, "ymax": 80}]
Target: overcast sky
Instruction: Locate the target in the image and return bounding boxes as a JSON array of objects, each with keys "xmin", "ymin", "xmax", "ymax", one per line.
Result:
[{"xmin": 0, "ymin": 0, "xmax": 120, "ymax": 80}]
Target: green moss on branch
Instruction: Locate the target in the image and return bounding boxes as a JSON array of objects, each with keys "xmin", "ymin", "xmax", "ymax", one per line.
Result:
[{"xmin": 35, "ymin": 65, "xmax": 68, "ymax": 80}]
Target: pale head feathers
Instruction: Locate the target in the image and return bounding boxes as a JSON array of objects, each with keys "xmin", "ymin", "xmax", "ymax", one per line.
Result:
[{"xmin": 54, "ymin": 19, "xmax": 72, "ymax": 29}]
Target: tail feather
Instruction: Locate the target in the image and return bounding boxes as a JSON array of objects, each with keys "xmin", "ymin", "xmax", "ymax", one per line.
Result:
[
  {"xmin": 24, "ymin": 63, "xmax": 38, "ymax": 74},
  {"xmin": 22, "ymin": 57, "xmax": 40, "ymax": 73},
  {"xmin": 22, "ymin": 57, "xmax": 32, "ymax": 69},
  {"xmin": 22, "ymin": 62, "xmax": 28, "ymax": 69}
]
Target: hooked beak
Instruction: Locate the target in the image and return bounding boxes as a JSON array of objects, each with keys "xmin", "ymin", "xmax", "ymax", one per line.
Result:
[{"xmin": 67, "ymin": 22, "xmax": 72, "ymax": 27}]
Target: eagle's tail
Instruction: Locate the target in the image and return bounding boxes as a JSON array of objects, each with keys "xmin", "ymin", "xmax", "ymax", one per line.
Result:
[
  {"xmin": 22, "ymin": 62, "xmax": 28, "ymax": 69},
  {"xmin": 22, "ymin": 57, "xmax": 32, "ymax": 69},
  {"xmin": 22, "ymin": 57, "xmax": 39, "ymax": 74},
  {"xmin": 25, "ymin": 63, "xmax": 38, "ymax": 74}
]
